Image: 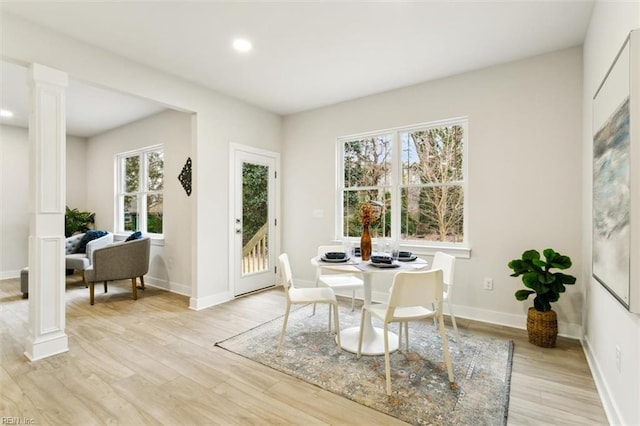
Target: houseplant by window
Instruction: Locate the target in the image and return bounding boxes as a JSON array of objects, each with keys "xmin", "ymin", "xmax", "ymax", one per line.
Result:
[
  {"xmin": 507, "ymin": 248, "xmax": 576, "ymax": 347},
  {"xmin": 65, "ymin": 206, "xmax": 95, "ymax": 238}
]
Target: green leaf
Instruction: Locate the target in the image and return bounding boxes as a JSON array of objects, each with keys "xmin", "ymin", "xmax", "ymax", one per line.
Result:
[
  {"xmin": 532, "ymin": 259, "xmax": 546, "ymax": 268},
  {"xmin": 550, "ymin": 255, "xmax": 572, "ymax": 270},
  {"xmin": 538, "ymin": 271, "xmax": 555, "ymax": 285},
  {"xmin": 508, "ymin": 259, "xmax": 528, "ymax": 275},
  {"xmin": 523, "ymin": 272, "xmax": 543, "ymax": 291},
  {"xmin": 543, "ymin": 248, "xmax": 557, "ymax": 262},
  {"xmin": 522, "ymin": 250, "xmax": 540, "ymax": 262},
  {"xmin": 558, "ymin": 273, "xmax": 577, "ymax": 284},
  {"xmin": 515, "ymin": 289, "xmax": 534, "ymax": 301}
]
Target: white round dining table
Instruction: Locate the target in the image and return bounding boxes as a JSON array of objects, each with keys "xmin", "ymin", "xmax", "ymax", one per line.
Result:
[{"xmin": 311, "ymin": 255, "xmax": 429, "ymax": 355}]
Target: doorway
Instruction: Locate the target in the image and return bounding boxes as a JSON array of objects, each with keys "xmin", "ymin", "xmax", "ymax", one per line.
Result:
[{"xmin": 230, "ymin": 145, "xmax": 279, "ymax": 296}]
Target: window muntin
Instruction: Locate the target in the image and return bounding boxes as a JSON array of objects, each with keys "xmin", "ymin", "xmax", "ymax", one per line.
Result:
[
  {"xmin": 339, "ymin": 119, "xmax": 466, "ymax": 246},
  {"xmin": 117, "ymin": 146, "xmax": 164, "ymax": 235}
]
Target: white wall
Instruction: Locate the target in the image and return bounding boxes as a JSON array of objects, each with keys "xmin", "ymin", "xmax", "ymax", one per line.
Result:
[
  {"xmin": 2, "ymin": 13, "xmax": 282, "ymax": 308},
  {"xmin": 87, "ymin": 110, "xmax": 192, "ymax": 295},
  {"xmin": 66, "ymin": 134, "xmax": 88, "ymax": 211},
  {"xmin": 582, "ymin": 2, "xmax": 640, "ymax": 425},
  {"xmin": 282, "ymin": 47, "xmax": 584, "ymax": 336},
  {"xmin": 1, "ymin": 125, "xmax": 30, "ymax": 278},
  {"xmin": 0, "ymin": 124, "xmax": 87, "ymax": 278}
]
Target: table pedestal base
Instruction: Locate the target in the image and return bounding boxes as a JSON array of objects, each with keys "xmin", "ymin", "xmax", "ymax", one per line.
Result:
[{"xmin": 338, "ymin": 326, "xmax": 399, "ymax": 355}]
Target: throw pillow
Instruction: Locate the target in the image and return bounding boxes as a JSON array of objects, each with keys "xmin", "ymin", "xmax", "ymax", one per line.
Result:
[
  {"xmin": 125, "ymin": 231, "xmax": 142, "ymax": 242},
  {"xmin": 74, "ymin": 230, "xmax": 107, "ymax": 254}
]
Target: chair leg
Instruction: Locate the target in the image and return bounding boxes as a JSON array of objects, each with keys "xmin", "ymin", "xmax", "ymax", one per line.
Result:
[
  {"xmin": 131, "ymin": 278, "xmax": 138, "ymax": 300},
  {"xmin": 312, "ymin": 277, "xmax": 319, "ymax": 316},
  {"xmin": 139, "ymin": 276, "xmax": 145, "ymax": 290},
  {"xmin": 384, "ymin": 323, "xmax": 392, "ymax": 396},
  {"xmin": 437, "ymin": 314, "xmax": 456, "ymax": 388},
  {"xmin": 333, "ymin": 302, "xmax": 341, "ymax": 351},
  {"xmin": 403, "ymin": 321, "xmax": 409, "ymax": 352},
  {"xmin": 327, "ymin": 304, "xmax": 332, "ymax": 332},
  {"xmin": 397, "ymin": 322, "xmax": 409, "ymax": 352},
  {"xmin": 89, "ymin": 282, "xmax": 95, "ymax": 305},
  {"xmin": 103, "ymin": 281, "xmax": 108, "ymax": 293},
  {"xmin": 448, "ymin": 300, "xmax": 461, "ymax": 344},
  {"xmin": 277, "ymin": 303, "xmax": 291, "ymax": 356}
]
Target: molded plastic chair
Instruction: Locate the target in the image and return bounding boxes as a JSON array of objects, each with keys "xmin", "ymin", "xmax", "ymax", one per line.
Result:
[
  {"xmin": 277, "ymin": 253, "xmax": 341, "ymax": 355},
  {"xmin": 357, "ymin": 269, "xmax": 455, "ymax": 395},
  {"xmin": 431, "ymin": 251, "xmax": 460, "ymax": 343},
  {"xmin": 315, "ymin": 245, "xmax": 364, "ymax": 312}
]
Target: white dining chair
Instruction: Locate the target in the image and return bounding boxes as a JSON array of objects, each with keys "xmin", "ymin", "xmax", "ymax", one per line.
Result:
[
  {"xmin": 431, "ymin": 251, "xmax": 460, "ymax": 344},
  {"xmin": 357, "ymin": 269, "xmax": 455, "ymax": 395},
  {"xmin": 314, "ymin": 245, "xmax": 364, "ymax": 312},
  {"xmin": 277, "ymin": 253, "xmax": 341, "ymax": 355}
]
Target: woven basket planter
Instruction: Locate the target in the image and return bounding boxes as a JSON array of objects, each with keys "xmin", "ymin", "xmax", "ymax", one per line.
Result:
[{"xmin": 526, "ymin": 307, "xmax": 558, "ymax": 348}]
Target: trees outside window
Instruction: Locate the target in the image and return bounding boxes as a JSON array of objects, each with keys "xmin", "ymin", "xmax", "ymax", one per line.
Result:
[
  {"xmin": 117, "ymin": 146, "xmax": 164, "ymax": 235},
  {"xmin": 339, "ymin": 118, "xmax": 466, "ymax": 246}
]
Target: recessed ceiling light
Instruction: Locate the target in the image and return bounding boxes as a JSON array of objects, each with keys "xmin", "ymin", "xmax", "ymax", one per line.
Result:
[
  {"xmin": 0, "ymin": 109, "xmax": 14, "ymax": 118},
  {"xmin": 232, "ymin": 38, "xmax": 252, "ymax": 53}
]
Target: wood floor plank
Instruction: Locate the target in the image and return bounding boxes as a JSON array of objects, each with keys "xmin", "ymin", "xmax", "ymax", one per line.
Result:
[{"xmin": 0, "ymin": 277, "xmax": 608, "ymax": 425}]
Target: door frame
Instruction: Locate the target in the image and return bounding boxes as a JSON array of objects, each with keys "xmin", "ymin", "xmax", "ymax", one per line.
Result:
[{"xmin": 228, "ymin": 143, "xmax": 280, "ymax": 296}]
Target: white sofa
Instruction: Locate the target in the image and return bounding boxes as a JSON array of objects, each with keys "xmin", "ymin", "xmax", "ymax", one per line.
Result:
[{"xmin": 65, "ymin": 231, "xmax": 114, "ymax": 272}]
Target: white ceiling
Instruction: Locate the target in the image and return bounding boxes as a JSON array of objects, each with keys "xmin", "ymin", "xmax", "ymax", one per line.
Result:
[
  {"xmin": 1, "ymin": 61, "xmax": 167, "ymax": 137},
  {"xmin": 1, "ymin": 1, "xmax": 594, "ymax": 136}
]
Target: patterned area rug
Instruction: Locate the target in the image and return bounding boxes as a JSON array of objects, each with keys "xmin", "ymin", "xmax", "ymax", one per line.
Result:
[{"xmin": 215, "ymin": 305, "xmax": 512, "ymax": 426}]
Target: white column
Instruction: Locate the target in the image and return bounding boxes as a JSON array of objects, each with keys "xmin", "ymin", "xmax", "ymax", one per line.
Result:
[{"xmin": 24, "ymin": 64, "xmax": 69, "ymax": 361}]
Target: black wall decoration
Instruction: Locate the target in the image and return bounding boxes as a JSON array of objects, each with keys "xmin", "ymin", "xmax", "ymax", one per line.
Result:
[{"xmin": 178, "ymin": 157, "xmax": 192, "ymax": 196}]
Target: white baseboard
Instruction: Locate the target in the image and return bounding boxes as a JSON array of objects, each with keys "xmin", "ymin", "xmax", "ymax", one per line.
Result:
[
  {"xmin": 144, "ymin": 276, "xmax": 190, "ymax": 297},
  {"xmin": 581, "ymin": 335, "xmax": 619, "ymax": 426},
  {"xmin": 1, "ymin": 270, "xmax": 20, "ymax": 280},
  {"xmin": 144, "ymin": 276, "xmax": 236, "ymax": 310},
  {"xmin": 449, "ymin": 304, "xmax": 583, "ymax": 339},
  {"xmin": 189, "ymin": 291, "xmax": 234, "ymax": 311},
  {"xmin": 298, "ymin": 278, "xmax": 583, "ymax": 339}
]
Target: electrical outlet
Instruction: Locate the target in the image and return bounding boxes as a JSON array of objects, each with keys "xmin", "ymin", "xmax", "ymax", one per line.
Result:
[
  {"xmin": 615, "ymin": 346, "xmax": 621, "ymax": 373},
  {"xmin": 483, "ymin": 277, "xmax": 493, "ymax": 291}
]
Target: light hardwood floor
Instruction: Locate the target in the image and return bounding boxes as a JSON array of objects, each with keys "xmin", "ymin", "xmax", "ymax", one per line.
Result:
[{"xmin": 1, "ymin": 275, "xmax": 608, "ymax": 425}]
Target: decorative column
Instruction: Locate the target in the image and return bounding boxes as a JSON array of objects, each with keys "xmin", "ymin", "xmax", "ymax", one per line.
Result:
[{"xmin": 24, "ymin": 64, "xmax": 69, "ymax": 361}]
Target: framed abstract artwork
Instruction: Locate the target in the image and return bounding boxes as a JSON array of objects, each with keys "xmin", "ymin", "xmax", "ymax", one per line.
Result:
[{"xmin": 592, "ymin": 29, "xmax": 639, "ymax": 313}]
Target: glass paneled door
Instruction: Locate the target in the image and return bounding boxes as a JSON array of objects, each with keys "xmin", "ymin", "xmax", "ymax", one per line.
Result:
[{"xmin": 232, "ymin": 147, "xmax": 278, "ymax": 296}]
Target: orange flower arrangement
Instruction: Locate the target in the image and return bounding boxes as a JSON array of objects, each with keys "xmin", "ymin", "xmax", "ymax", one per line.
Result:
[{"xmin": 359, "ymin": 202, "xmax": 379, "ymax": 227}]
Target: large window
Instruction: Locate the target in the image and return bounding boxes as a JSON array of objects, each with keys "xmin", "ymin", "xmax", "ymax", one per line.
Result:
[
  {"xmin": 339, "ymin": 118, "xmax": 467, "ymax": 247},
  {"xmin": 117, "ymin": 145, "xmax": 164, "ymax": 235}
]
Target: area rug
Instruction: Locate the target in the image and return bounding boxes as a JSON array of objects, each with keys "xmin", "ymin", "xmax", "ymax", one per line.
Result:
[{"xmin": 215, "ymin": 305, "xmax": 512, "ymax": 426}]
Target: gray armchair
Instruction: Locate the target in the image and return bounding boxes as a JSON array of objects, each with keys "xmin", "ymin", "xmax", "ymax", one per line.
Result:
[{"xmin": 84, "ymin": 237, "xmax": 151, "ymax": 305}]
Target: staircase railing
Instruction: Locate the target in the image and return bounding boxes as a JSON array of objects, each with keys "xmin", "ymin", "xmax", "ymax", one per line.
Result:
[{"xmin": 242, "ymin": 223, "xmax": 268, "ymax": 275}]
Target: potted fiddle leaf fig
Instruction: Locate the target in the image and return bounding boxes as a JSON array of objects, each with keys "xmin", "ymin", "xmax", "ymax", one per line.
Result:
[
  {"xmin": 65, "ymin": 206, "xmax": 95, "ymax": 238},
  {"xmin": 507, "ymin": 248, "xmax": 576, "ymax": 348}
]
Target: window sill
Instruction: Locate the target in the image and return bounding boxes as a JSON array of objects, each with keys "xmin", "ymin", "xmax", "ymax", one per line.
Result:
[
  {"xmin": 336, "ymin": 239, "xmax": 471, "ymax": 259},
  {"xmin": 402, "ymin": 244, "xmax": 471, "ymax": 259}
]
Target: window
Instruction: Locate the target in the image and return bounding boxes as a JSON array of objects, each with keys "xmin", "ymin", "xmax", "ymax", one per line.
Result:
[
  {"xmin": 339, "ymin": 118, "xmax": 467, "ymax": 248},
  {"xmin": 117, "ymin": 145, "xmax": 164, "ymax": 235}
]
